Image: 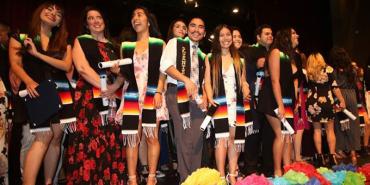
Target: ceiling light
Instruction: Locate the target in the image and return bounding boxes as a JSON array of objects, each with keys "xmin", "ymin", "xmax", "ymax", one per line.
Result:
[{"xmin": 232, "ymin": 8, "xmax": 239, "ymax": 14}]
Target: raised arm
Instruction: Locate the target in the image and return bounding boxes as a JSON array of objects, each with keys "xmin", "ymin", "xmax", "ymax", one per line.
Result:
[{"xmin": 23, "ymin": 38, "xmax": 72, "ymax": 72}]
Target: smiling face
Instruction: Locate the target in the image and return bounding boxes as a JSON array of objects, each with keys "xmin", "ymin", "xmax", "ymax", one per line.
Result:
[
  {"xmin": 39, "ymin": 5, "xmax": 63, "ymax": 28},
  {"xmin": 291, "ymin": 28, "xmax": 299, "ymax": 48},
  {"xmin": 219, "ymin": 27, "xmax": 232, "ymax": 49},
  {"xmin": 172, "ymin": 20, "xmax": 187, "ymax": 38},
  {"xmin": 188, "ymin": 18, "xmax": 205, "ymax": 42},
  {"xmin": 257, "ymin": 27, "xmax": 273, "ymax": 47},
  {"xmin": 232, "ymin": 29, "xmax": 242, "ymax": 49},
  {"xmin": 86, "ymin": 10, "xmax": 105, "ymax": 35},
  {"xmin": 131, "ymin": 8, "xmax": 149, "ymax": 34}
]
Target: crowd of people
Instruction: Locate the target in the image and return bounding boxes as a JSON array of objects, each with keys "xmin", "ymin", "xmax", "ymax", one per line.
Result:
[{"xmin": 0, "ymin": 2, "xmax": 370, "ymax": 185}]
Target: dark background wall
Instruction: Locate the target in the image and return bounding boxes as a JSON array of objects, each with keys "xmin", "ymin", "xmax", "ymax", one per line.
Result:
[{"xmin": 1, "ymin": 0, "xmax": 369, "ymax": 67}]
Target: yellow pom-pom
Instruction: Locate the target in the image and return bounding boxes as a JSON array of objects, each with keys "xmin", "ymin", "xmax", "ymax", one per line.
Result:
[{"xmin": 182, "ymin": 168, "xmax": 226, "ymax": 185}]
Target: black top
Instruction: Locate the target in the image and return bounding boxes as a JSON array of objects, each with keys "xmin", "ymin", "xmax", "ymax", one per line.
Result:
[
  {"xmin": 11, "ymin": 34, "xmax": 69, "ymax": 90},
  {"xmin": 257, "ymin": 51, "xmax": 296, "ymax": 120},
  {"xmin": 244, "ymin": 43, "xmax": 268, "ymax": 94},
  {"xmin": 333, "ymin": 69, "xmax": 357, "ymax": 90}
]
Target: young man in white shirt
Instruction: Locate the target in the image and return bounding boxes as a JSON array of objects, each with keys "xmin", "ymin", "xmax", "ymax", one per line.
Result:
[{"xmin": 160, "ymin": 17, "xmax": 208, "ymax": 183}]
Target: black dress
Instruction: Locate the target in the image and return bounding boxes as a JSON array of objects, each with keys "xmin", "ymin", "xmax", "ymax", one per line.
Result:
[
  {"xmin": 12, "ymin": 34, "xmax": 74, "ymax": 130},
  {"xmin": 66, "ymin": 35, "xmax": 125, "ymax": 184},
  {"xmin": 306, "ymin": 66, "xmax": 337, "ymax": 123},
  {"xmin": 257, "ymin": 51, "xmax": 295, "ymax": 126}
]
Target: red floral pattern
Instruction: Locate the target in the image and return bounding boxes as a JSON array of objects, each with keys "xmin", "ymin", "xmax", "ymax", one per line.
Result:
[{"xmin": 66, "ymin": 42, "xmax": 125, "ymax": 185}]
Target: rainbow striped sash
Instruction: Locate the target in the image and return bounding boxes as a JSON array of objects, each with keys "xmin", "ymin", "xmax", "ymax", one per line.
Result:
[
  {"xmin": 120, "ymin": 38, "xmax": 164, "ymax": 146},
  {"xmin": 176, "ymin": 37, "xmax": 206, "ymax": 129},
  {"xmin": 213, "ymin": 97, "xmax": 229, "ymax": 139}
]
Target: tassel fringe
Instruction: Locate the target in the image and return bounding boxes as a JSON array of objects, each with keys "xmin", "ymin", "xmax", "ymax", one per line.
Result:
[
  {"xmin": 245, "ymin": 123, "xmax": 259, "ymax": 136},
  {"xmin": 143, "ymin": 126, "xmax": 157, "ymax": 138},
  {"xmin": 215, "ymin": 137, "xmax": 228, "ymax": 148},
  {"xmin": 234, "ymin": 143, "xmax": 244, "ymax": 152},
  {"xmin": 181, "ymin": 113, "xmax": 191, "ymax": 129},
  {"xmin": 123, "ymin": 134, "xmax": 139, "ymax": 148}
]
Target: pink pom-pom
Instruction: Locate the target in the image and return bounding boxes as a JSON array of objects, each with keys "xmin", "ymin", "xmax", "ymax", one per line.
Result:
[{"xmin": 235, "ymin": 173, "xmax": 272, "ymax": 185}]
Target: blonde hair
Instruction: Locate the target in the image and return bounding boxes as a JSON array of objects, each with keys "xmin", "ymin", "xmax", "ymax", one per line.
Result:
[{"xmin": 306, "ymin": 53, "xmax": 326, "ymax": 82}]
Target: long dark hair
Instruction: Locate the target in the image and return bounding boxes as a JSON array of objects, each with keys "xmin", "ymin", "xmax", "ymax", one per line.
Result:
[
  {"xmin": 131, "ymin": 6, "xmax": 162, "ymax": 39},
  {"xmin": 330, "ymin": 47, "xmax": 355, "ymax": 84},
  {"xmin": 210, "ymin": 24, "xmax": 243, "ymax": 96},
  {"xmin": 268, "ymin": 28, "xmax": 294, "ymax": 59},
  {"xmin": 166, "ymin": 18, "xmax": 186, "ymax": 41},
  {"xmin": 81, "ymin": 6, "xmax": 110, "ymax": 39},
  {"xmin": 29, "ymin": 1, "xmax": 68, "ymax": 52}
]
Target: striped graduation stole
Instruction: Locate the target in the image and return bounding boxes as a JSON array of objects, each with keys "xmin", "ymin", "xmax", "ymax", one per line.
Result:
[
  {"xmin": 77, "ymin": 34, "xmax": 114, "ymax": 113},
  {"xmin": 244, "ymin": 100, "xmax": 256, "ymax": 136},
  {"xmin": 211, "ymin": 59, "xmax": 246, "ymax": 148},
  {"xmin": 234, "ymin": 99, "xmax": 246, "ymax": 152},
  {"xmin": 120, "ymin": 37, "xmax": 164, "ymax": 146},
  {"xmin": 176, "ymin": 37, "xmax": 206, "ymax": 129},
  {"xmin": 282, "ymin": 97, "xmax": 294, "ymax": 130},
  {"xmin": 358, "ymin": 103, "xmax": 367, "ymax": 123},
  {"xmin": 55, "ymin": 80, "xmax": 76, "ymax": 126},
  {"xmin": 213, "ymin": 97, "xmax": 229, "ymax": 139}
]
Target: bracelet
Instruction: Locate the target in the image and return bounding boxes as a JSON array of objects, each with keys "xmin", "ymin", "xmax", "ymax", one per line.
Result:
[{"xmin": 155, "ymin": 91, "xmax": 162, "ymax": 95}]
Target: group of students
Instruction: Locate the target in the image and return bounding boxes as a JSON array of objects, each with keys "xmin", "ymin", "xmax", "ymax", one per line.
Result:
[{"xmin": 1, "ymin": 1, "xmax": 370, "ymax": 185}]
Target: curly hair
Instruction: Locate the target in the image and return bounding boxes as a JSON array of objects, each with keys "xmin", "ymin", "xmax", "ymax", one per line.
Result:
[
  {"xmin": 330, "ymin": 47, "xmax": 355, "ymax": 84},
  {"xmin": 306, "ymin": 53, "xmax": 327, "ymax": 82}
]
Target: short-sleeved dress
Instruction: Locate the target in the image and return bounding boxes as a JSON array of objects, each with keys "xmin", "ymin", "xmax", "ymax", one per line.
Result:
[
  {"xmin": 306, "ymin": 66, "xmax": 337, "ymax": 123},
  {"xmin": 257, "ymin": 51, "xmax": 295, "ymax": 127}
]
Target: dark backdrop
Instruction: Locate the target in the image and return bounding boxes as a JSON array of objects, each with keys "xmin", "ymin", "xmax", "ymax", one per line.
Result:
[{"xmin": 2, "ymin": 0, "xmax": 369, "ymax": 66}]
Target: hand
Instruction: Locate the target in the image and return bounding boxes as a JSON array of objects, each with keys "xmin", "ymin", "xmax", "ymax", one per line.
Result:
[
  {"xmin": 277, "ymin": 105, "xmax": 285, "ymax": 120},
  {"xmin": 184, "ymin": 79, "xmax": 197, "ymax": 99},
  {"xmin": 154, "ymin": 92, "xmax": 162, "ymax": 109},
  {"xmin": 26, "ymin": 80, "xmax": 39, "ymax": 98},
  {"xmin": 242, "ymin": 82, "xmax": 251, "ymax": 100},
  {"xmin": 110, "ymin": 63, "xmax": 120, "ymax": 75},
  {"xmin": 198, "ymin": 95, "xmax": 208, "ymax": 110},
  {"xmin": 24, "ymin": 38, "xmax": 39, "ymax": 57},
  {"xmin": 339, "ymin": 100, "xmax": 346, "ymax": 110},
  {"xmin": 101, "ymin": 83, "xmax": 117, "ymax": 98},
  {"xmin": 208, "ymin": 98, "xmax": 217, "ymax": 107}
]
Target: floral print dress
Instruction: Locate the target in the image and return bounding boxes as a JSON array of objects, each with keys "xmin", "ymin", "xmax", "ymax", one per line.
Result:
[
  {"xmin": 66, "ymin": 40, "xmax": 125, "ymax": 185},
  {"xmin": 133, "ymin": 49, "xmax": 168, "ymax": 122},
  {"xmin": 306, "ymin": 66, "xmax": 338, "ymax": 123}
]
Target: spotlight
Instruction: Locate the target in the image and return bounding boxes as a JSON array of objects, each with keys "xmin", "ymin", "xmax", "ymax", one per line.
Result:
[
  {"xmin": 208, "ymin": 34, "xmax": 215, "ymax": 42},
  {"xmin": 232, "ymin": 8, "xmax": 239, "ymax": 14},
  {"xmin": 185, "ymin": 0, "xmax": 198, "ymax": 8}
]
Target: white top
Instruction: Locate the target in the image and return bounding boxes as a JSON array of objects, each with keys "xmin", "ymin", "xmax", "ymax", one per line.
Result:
[
  {"xmin": 160, "ymin": 38, "xmax": 199, "ymax": 85},
  {"xmin": 223, "ymin": 65, "xmax": 237, "ymax": 126}
]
